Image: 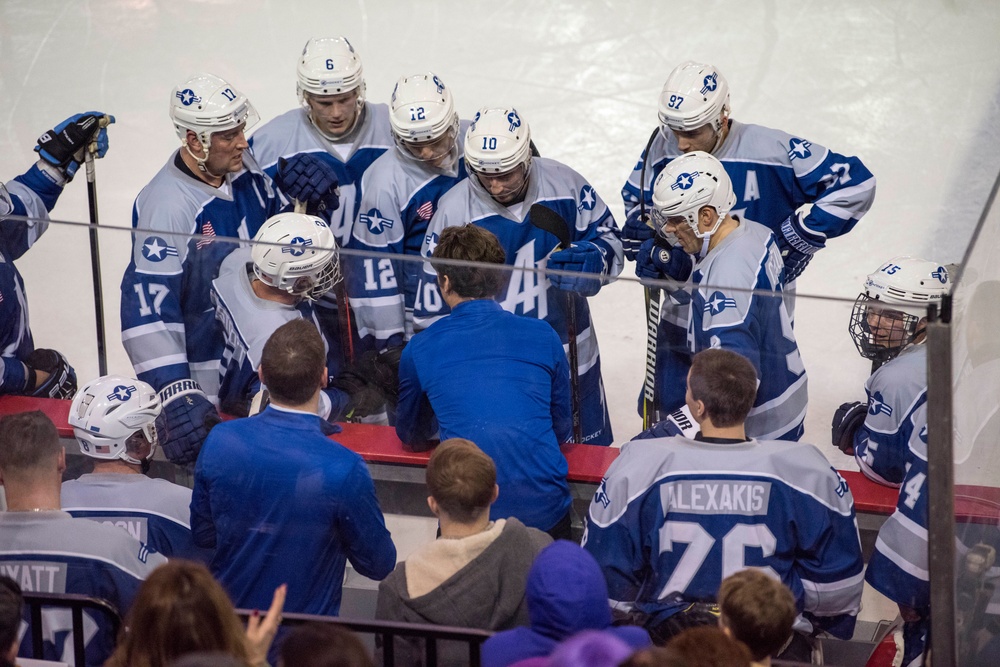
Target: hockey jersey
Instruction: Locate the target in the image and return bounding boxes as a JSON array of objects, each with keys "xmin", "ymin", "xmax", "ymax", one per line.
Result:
[
  {"xmin": 120, "ymin": 153, "xmax": 284, "ymax": 398},
  {"xmin": 584, "ymin": 436, "xmax": 864, "ymax": 639},
  {"xmin": 345, "ymin": 121, "xmax": 470, "ymax": 352},
  {"xmin": 413, "ymin": 157, "xmax": 624, "ymax": 445},
  {"xmin": 61, "ymin": 473, "xmax": 210, "ymax": 562},
  {"xmin": 622, "ymin": 120, "xmax": 876, "ymax": 248},
  {"xmin": 853, "ymin": 343, "xmax": 927, "ymax": 487}
]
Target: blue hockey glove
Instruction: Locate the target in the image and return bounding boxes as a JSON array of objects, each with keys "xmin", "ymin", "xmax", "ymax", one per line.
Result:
[
  {"xmin": 547, "ymin": 242, "xmax": 606, "ymax": 296},
  {"xmin": 276, "ymin": 155, "xmax": 341, "ymax": 216},
  {"xmin": 158, "ymin": 380, "xmax": 221, "ymax": 465},
  {"xmin": 635, "ymin": 237, "xmax": 693, "ymax": 283},
  {"xmin": 622, "ymin": 208, "xmax": 657, "ymax": 261},
  {"xmin": 35, "ymin": 112, "xmax": 114, "ymax": 182},
  {"xmin": 777, "ymin": 214, "xmax": 824, "ymax": 283},
  {"xmin": 24, "ymin": 348, "xmax": 77, "ymax": 399},
  {"xmin": 831, "ymin": 401, "xmax": 866, "ymax": 456}
]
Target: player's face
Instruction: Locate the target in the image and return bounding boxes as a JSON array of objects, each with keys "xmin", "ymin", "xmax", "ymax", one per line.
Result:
[
  {"xmin": 672, "ymin": 123, "xmax": 719, "ymax": 154},
  {"xmin": 306, "ymin": 90, "xmax": 360, "ymax": 138},
  {"xmin": 206, "ymin": 123, "xmax": 249, "ymax": 175},
  {"xmin": 476, "ymin": 164, "xmax": 529, "ymax": 205},
  {"xmin": 865, "ymin": 307, "xmax": 912, "ymax": 348},
  {"xmin": 402, "ymin": 127, "xmax": 457, "ymax": 169},
  {"xmin": 663, "ymin": 216, "xmax": 701, "ymax": 255}
]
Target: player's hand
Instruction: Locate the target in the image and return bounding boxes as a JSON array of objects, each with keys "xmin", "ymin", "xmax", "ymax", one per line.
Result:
[
  {"xmin": 547, "ymin": 242, "xmax": 607, "ymax": 296},
  {"xmin": 24, "ymin": 348, "xmax": 77, "ymax": 399},
  {"xmin": 777, "ymin": 214, "xmax": 824, "ymax": 283},
  {"xmin": 246, "ymin": 583, "xmax": 287, "ymax": 667},
  {"xmin": 276, "ymin": 154, "xmax": 340, "ymax": 216},
  {"xmin": 831, "ymin": 401, "xmax": 867, "ymax": 455},
  {"xmin": 636, "ymin": 237, "xmax": 692, "ymax": 283},
  {"xmin": 35, "ymin": 112, "xmax": 114, "ymax": 182},
  {"xmin": 331, "ymin": 370, "xmax": 383, "ymax": 419},
  {"xmin": 158, "ymin": 380, "xmax": 221, "ymax": 465},
  {"xmin": 622, "ymin": 208, "xmax": 657, "ymax": 261}
]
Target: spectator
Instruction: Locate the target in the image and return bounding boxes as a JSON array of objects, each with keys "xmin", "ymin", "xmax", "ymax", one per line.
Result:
[
  {"xmin": 105, "ymin": 560, "xmax": 284, "ymax": 667},
  {"xmin": 0, "ymin": 577, "xmax": 21, "ymax": 667},
  {"xmin": 717, "ymin": 570, "xmax": 797, "ymax": 665},
  {"xmin": 482, "ymin": 541, "xmax": 650, "ymax": 667},
  {"xmin": 619, "ymin": 646, "xmax": 689, "ymax": 667},
  {"xmin": 396, "ymin": 224, "xmax": 574, "ymax": 537},
  {"xmin": 278, "ymin": 623, "xmax": 373, "ymax": 667},
  {"xmin": 540, "ymin": 630, "xmax": 635, "ymax": 667},
  {"xmin": 191, "ymin": 319, "xmax": 395, "ymax": 618},
  {"xmin": 0, "ymin": 411, "xmax": 166, "ymax": 666},
  {"xmin": 667, "ymin": 627, "xmax": 752, "ymax": 667},
  {"xmin": 376, "ymin": 439, "xmax": 551, "ymax": 665},
  {"xmin": 62, "ymin": 375, "xmax": 210, "ymax": 560}
]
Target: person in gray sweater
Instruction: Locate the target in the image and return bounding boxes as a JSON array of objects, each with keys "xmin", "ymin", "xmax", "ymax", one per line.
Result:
[{"xmin": 375, "ymin": 438, "xmax": 552, "ymax": 665}]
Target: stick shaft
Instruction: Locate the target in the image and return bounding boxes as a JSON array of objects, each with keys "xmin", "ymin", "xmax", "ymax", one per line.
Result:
[{"xmin": 85, "ymin": 151, "xmax": 108, "ymax": 375}]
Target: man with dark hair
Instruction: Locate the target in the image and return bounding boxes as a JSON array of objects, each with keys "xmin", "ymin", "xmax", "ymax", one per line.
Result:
[
  {"xmin": 718, "ymin": 569, "xmax": 797, "ymax": 666},
  {"xmin": 375, "ymin": 439, "xmax": 551, "ymax": 665},
  {"xmin": 396, "ymin": 224, "xmax": 574, "ymax": 537},
  {"xmin": 0, "ymin": 577, "xmax": 22, "ymax": 667},
  {"xmin": 191, "ymin": 319, "xmax": 396, "ymax": 619},
  {"xmin": 0, "ymin": 411, "xmax": 165, "ymax": 666},
  {"xmin": 584, "ymin": 349, "xmax": 863, "ymax": 652}
]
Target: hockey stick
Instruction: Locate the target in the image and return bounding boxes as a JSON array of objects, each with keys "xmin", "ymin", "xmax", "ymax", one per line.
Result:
[
  {"xmin": 638, "ymin": 128, "xmax": 661, "ymax": 430},
  {"xmin": 529, "ymin": 203, "xmax": 583, "ymax": 443},
  {"xmin": 84, "ymin": 115, "xmax": 113, "ymax": 376}
]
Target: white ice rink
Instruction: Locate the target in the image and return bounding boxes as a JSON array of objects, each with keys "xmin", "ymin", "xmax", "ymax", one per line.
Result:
[{"xmin": 3, "ymin": 0, "xmax": 1000, "ymax": 453}]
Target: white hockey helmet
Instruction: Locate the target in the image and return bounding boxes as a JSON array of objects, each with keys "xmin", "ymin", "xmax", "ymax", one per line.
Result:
[
  {"xmin": 170, "ymin": 73, "xmax": 259, "ymax": 150},
  {"xmin": 464, "ymin": 107, "xmax": 532, "ymax": 175},
  {"xmin": 69, "ymin": 375, "xmax": 163, "ymax": 465},
  {"xmin": 297, "ymin": 37, "xmax": 366, "ymax": 130},
  {"xmin": 658, "ymin": 62, "xmax": 731, "ymax": 137},
  {"xmin": 650, "ymin": 150, "xmax": 736, "ymax": 240},
  {"xmin": 251, "ymin": 212, "xmax": 342, "ymax": 301},
  {"xmin": 389, "ymin": 73, "xmax": 460, "ymax": 157},
  {"xmin": 849, "ymin": 257, "xmax": 950, "ymax": 362}
]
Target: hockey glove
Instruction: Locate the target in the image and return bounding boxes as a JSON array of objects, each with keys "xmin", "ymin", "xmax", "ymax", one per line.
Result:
[
  {"xmin": 635, "ymin": 237, "xmax": 693, "ymax": 283},
  {"xmin": 276, "ymin": 155, "xmax": 341, "ymax": 216},
  {"xmin": 831, "ymin": 401, "xmax": 867, "ymax": 456},
  {"xmin": 331, "ymin": 370, "xmax": 384, "ymax": 419},
  {"xmin": 547, "ymin": 242, "xmax": 606, "ymax": 296},
  {"xmin": 777, "ymin": 214, "xmax": 824, "ymax": 283},
  {"xmin": 24, "ymin": 349, "xmax": 77, "ymax": 399},
  {"xmin": 158, "ymin": 380, "xmax": 221, "ymax": 465},
  {"xmin": 622, "ymin": 208, "xmax": 657, "ymax": 261},
  {"xmin": 35, "ymin": 112, "xmax": 114, "ymax": 182}
]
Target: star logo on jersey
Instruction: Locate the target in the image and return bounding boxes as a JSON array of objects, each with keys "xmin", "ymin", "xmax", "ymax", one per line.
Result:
[
  {"xmin": 432, "ymin": 75, "xmax": 445, "ymax": 94},
  {"xmin": 701, "ymin": 72, "xmax": 718, "ymax": 94},
  {"xmin": 424, "ymin": 231, "xmax": 439, "ymax": 257},
  {"xmin": 578, "ymin": 184, "xmax": 597, "ymax": 211},
  {"xmin": 282, "ymin": 236, "xmax": 313, "ymax": 256},
  {"xmin": 867, "ymin": 391, "xmax": 893, "ymax": 417},
  {"xmin": 594, "ymin": 479, "xmax": 611, "ymax": 508},
  {"xmin": 831, "ymin": 468, "xmax": 849, "ymax": 498},
  {"xmin": 176, "ymin": 88, "xmax": 202, "ymax": 107},
  {"xmin": 507, "ymin": 110, "xmax": 521, "ymax": 132},
  {"xmin": 671, "ymin": 171, "xmax": 699, "ymax": 191},
  {"xmin": 704, "ymin": 290, "xmax": 737, "ymax": 315},
  {"xmin": 108, "ymin": 384, "xmax": 137, "ymax": 402},
  {"xmin": 360, "ymin": 208, "xmax": 394, "ymax": 234},
  {"xmin": 141, "ymin": 236, "xmax": 178, "ymax": 262},
  {"xmin": 933, "ymin": 266, "xmax": 948, "ymax": 284},
  {"xmin": 787, "ymin": 138, "xmax": 812, "ymax": 160}
]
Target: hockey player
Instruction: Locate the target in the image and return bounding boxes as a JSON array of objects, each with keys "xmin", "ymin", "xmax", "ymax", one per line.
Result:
[
  {"xmin": 413, "ymin": 107, "xmax": 623, "ymax": 445},
  {"xmin": 63, "ymin": 375, "xmax": 211, "ymax": 561},
  {"xmin": 584, "ymin": 348, "xmax": 863, "ymax": 647},
  {"xmin": 621, "ymin": 61, "xmax": 875, "ymax": 283},
  {"xmin": 637, "ymin": 151, "xmax": 806, "ymax": 441},
  {"xmin": 346, "ymin": 72, "xmax": 470, "ymax": 366},
  {"xmin": 211, "ymin": 211, "xmax": 350, "ymax": 419},
  {"xmin": 1, "ymin": 112, "xmax": 113, "ymax": 399},
  {"xmin": 120, "ymin": 73, "xmax": 335, "ymax": 466},
  {"xmin": 831, "ymin": 257, "xmax": 949, "ymax": 486}
]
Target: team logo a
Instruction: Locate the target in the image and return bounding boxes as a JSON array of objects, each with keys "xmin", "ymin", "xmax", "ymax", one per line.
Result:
[
  {"xmin": 432, "ymin": 75, "xmax": 445, "ymax": 94},
  {"xmin": 108, "ymin": 384, "xmax": 137, "ymax": 402},
  {"xmin": 704, "ymin": 290, "xmax": 737, "ymax": 315},
  {"xmin": 701, "ymin": 72, "xmax": 718, "ymax": 94},
  {"xmin": 672, "ymin": 171, "xmax": 699, "ymax": 191},
  {"xmin": 507, "ymin": 110, "xmax": 521, "ymax": 132},
  {"xmin": 933, "ymin": 266, "xmax": 948, "ymax": 284},
  {"xmin": 141, "ymin": 236, "xmax": 178, "ymax": 262},
  {"xmin": 176, "ymin": 89, "xmax": 202, "ymax": 106},
  {"xmin": 787, "ymin": 138, "xmax": 812, "ymax": 160},
  {"xmin": 867, "ymin": 391, "xmax": 893, "ymax": 417},
  {"xmin": 360, "ymin": 208, "xmax": 393, "ymax": 234},
  {"xmin": 594, "ymin": 479, "xmax": 611, "ymax": 508},
  {"xmin": 424, "ymin": 231, "xmax": 439, "ymax": 256},
  {"xmin": 282, "ymin": 236, "xmax": 313, "ymax": 256},
  {"xmin": 578, "ymin": 184, "xmax": 597, "ymax": 211}
]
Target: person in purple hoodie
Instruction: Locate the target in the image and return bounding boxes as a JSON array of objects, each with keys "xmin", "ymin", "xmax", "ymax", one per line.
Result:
[{"xmin": 482, "ymin": 541, "xmax": 651, "ymax": 667}]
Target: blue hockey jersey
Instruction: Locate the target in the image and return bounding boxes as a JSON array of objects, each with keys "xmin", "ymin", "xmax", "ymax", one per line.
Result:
[
  {"xmin": 584, "ymin": 436, "xmax": 864, "ymax": 639},
  {"xmin": 413, "ymin": 157, "xmax": 624, "ymax": 445},
  {"xmin": 120, "ymin": 153, "xmax": 284, "ymax": 398},
  {"xmin": 345, "ymin": 121, "xmax": 470, "ymax": 352}
]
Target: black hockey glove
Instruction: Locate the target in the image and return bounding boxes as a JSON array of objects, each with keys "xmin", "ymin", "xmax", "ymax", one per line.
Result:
[
  {"xmin": 35, "ymin": 112, "xmax": 114, "ymax": 182},
  {"xmin": 24, "ymin": 349, "xmax": 77, "ymax": 399},
  {"xmin": 776, "ymin": 214, "xmax": 824, "ymax": 283},
  {"xmin": 832, "ymin": 401, "xmax": 867, "ymax": 456},
  {"xmin": 276, "ymin": 155, "xmax": 340, "ymax": 216},
  {"xmin": 158, "ymin": 380, "xmax": 221, "ymax": 465},
  {"xmin": 331, "ymin": 370, "xmax": 384, "ymax": 419}
]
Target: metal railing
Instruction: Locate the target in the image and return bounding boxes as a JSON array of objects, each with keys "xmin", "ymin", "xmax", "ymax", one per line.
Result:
[{"xmin": 21, "ymin": 592, "xmax": 122, "ymax": 667}]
